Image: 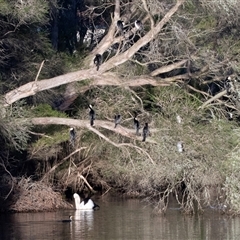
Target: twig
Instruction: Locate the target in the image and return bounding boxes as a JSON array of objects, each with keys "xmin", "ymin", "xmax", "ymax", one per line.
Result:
[
  {"xmin": 79, "ymin": 174, "xmax": 95, "ymax": 193},
  {"xmin": 0, "ymin": 162, "xmax": 14, "ymax": 200},
  {"xmin": 199, "ymin": 90, "xmax": 227, "ymax": 109},
  {"xmin": 35, "ymin": 60, "xmax": 45, "ymax": 82},
  {"xmin": 28, "ymin": 130, "xmax": 52, "ymax": 138},
  {"xmin": 41, "ymin": 147, "xmax": 87, "ymax": 180}
]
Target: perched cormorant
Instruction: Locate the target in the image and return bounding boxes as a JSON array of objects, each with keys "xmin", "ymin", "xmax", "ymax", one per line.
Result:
[
  {"xmin": 228, "ymin": 112, "xmax": 233, "ymax": 121},
  {"xmin": 89, "ymin": 105, "xmax": 95, "ymax": 126},
  {"xmin": 177, "ymin": 141, "xmax": 184, "ymax": 153},
  {"xmin": 134, "ymin": 116, "xmax": 140, "ymax": 135},
  {"xmin": 93, "ymin": 54, "xmax": 102, "ymax": 71},
  {"xmin": 73, "ymin": 193, "xmax": 100, "ymax": 210},
  {"xmin": 224, "ymin": 76, "xmax": 232, "ymax": 95},
  {"xmin": 114, "ymin": 114, "xmax": 121, "ymax": 128},
  {"xmin": 69, "ymin": 127, "xmax": 76, "ymax": 146},
  {"xmin": 135, "ymin": 20, "xmax": 143, "ymax": 31},
  {"xmin": 116, "ymin": 20, "xmax": 124, "ymax": 35},
  {"xmin": 142, "ymin": 123, "xmax": 149, "ymax": 142},
  {"xmin": 62, "ymin": 215, "xmax": 72, "ymax": 222}
]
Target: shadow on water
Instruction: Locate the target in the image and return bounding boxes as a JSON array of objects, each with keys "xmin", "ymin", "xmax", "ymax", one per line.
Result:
[{"xmin": 1, "ymin": 198, "xmax": 240, "ymax": 240}]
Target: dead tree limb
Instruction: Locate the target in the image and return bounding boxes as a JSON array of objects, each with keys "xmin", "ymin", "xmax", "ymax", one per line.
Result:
[
  {"xmin": 31, "ymin": 117, "xmax": 158, "ymax": 143},
  {"xmin": 199, "ymin": 90, "xmax": 227, "ymax": 109},
  {"xmin": 4, "ymin": 0, "xmax": 185, "ymax": 106}
]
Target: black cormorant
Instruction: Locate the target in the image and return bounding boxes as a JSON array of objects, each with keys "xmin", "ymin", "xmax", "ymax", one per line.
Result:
[
  {"xmin": 89, "ymin": 105, "xmax": 95, "ymax": 126},
  {"xmin": 224, "ymin": 76, "xmax": 232, "ymax": 95},
  {"xmin": 62, "ymin": 215, "xmax": 72, "ymax": 222},
  {"xmin": 117, "ymin": 20, "xmax": 124, "ymax": 35},
  {"xmin": 142, "ymin": 123, "xmax": 149, "ymax": 142},
  {"xmin": 69, "ymin": 127, "xmax": 76, "ymax": 146},
  {"xmin": 134, "ymin": 116, "xmax": 140, "ymax": 135},
  {"xmin": 93, "ymin": 54, "xmax": 102, "ymax": 71},
  {"xmin": 114, "ymin": 114, "xmax": 121, "ymax": 128},
  {"xmin": 135, "ymin": 20, "xmax": 143, "ymax": 31}
]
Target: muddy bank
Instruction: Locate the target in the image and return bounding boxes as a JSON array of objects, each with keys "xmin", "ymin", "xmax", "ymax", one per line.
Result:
[{"xmin": 0, "ymin": 176, "xmax": 72, "ymax": 212}]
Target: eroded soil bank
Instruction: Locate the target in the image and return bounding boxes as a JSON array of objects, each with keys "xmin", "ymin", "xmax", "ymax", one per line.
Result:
[{"xmin": 0, "ymin": 176, "xmax": 72, "ymax": 212}]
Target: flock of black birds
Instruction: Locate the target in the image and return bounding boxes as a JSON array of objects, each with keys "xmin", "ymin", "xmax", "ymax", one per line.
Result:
[
  {"xmin": 69, "ymin": 105, "xmax": 150, "ymax": 146},
  {"xmin": 93, "ymin": 19, "xmax": 143, "ymax": 71}
]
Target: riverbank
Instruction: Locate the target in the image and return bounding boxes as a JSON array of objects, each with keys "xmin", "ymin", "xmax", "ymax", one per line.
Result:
[{"xmin": 0, "ymin": 176, "xmax": 72, "ymax": 212}]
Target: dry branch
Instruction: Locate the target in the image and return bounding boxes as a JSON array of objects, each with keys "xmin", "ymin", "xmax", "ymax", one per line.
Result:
[
  {"xmin": 199, "ymin": 90, "xmax": 227, "ymax": 109},
  {"xmin": 4, "ymin": 0, "xmax": 185, "ymax": 106},
  {"xmin": 31, "ymin": 117, "xmax": 158, "ymax": 143},
  {"xmin": 31, "ymin": 117, "xmax": 157, "ymax": 165},
  {"xmin": 79, "ymin": 174, "xmax": 95, "ymax": 193},
  {"xmin": 150, "ymin": 59, "xmax": 188, "ymax": 77},
  {"xmin": 41, "ymin": 147, "xmax": 87, "ymax": 180}
]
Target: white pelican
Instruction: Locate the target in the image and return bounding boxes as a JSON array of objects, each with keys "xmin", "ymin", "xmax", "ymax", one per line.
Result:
[{"xmin": 73, "ymin": 193, "xmax": 99, "ymax": 210}]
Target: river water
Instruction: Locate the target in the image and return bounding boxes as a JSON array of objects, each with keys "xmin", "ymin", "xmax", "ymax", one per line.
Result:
[{"xmin": 1, "ymin": 198, "xmax": 240, "ymax": 240}]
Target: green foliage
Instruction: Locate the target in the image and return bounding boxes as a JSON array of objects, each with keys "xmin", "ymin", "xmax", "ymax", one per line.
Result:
[
  {"xmin": 33, "ymin": 128, "xmax": 68, "ymax": 148},
  {"xmin": 32, "ymin": 104, "xmax": 67, "ymax": 118},
  {"xmin": 0, "ymin": 0, "xmax": 10, "ymax": 15},
  {"xmin": 12, "ymin": 0, "xmax": 49, "ymax": 24},
  {"xmin": 0, "ymin": 101, "xmax": 32, "ymax": 151}
]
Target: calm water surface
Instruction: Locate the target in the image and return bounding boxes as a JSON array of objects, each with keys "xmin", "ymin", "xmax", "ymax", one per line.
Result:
[{"xmin": 1, "ymin": 198, "xmax": 240, "ymax": 240}]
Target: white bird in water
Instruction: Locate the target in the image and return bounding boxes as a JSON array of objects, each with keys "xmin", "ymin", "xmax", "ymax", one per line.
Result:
[{"xmin": 73, "ymin": 193, "xmax": 99, "ymax": 210}]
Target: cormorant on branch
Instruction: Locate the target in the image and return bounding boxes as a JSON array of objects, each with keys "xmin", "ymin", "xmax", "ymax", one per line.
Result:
[
  {"xmin": 135, "ymin": 20, "xmax": 143, "ymax": 31},
  {"xmin": 93, "ymin": 54, "xmax": 102, "ymax": 71},
  {"xmin": 116, "ymin": 20, "xmax": 124, "ymax": 35},
  {"xmin": 89, "ymin": 105, "xmax": 95, "ymax": 126},
  {"xmin": 142, "ymin": 123, "xmax": 149, "ymax": 142},
  {"xmin": 134, "ymin": 115, "xmax": 140, "ymax": 135},
  {"xmin": 224, "ymin": 76, "xmax": 233, "ymax": 95},
  {"xmin": 114, "ymin": 114, "xmax": 121, "ymax": 128},
  {"xmin": 69, "ymin": 127, "xmax": 76, "ymax": 146}
]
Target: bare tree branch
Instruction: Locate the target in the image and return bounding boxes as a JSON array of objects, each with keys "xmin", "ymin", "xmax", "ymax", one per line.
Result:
[
  {"xmin": 4, "ymin": 0, "xmax": 185, "ymax": 106},
  {"xmin": 151, "ymin": 59, "xmax": 188, "ymax": 77},
  {"xmin": 0, "ymin": 161, "xmax": 14, "ymax": 200},
  {"xmin": 199, "ymin": 90, "xmax": 227, "ymax": 109},
  {"xmin": 31, "ymin": 117, "xmax": 157, "ymax": 165},
  {"xmin": 31, "ymin": 117, "xmax": 158, "ymax": 143}
]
